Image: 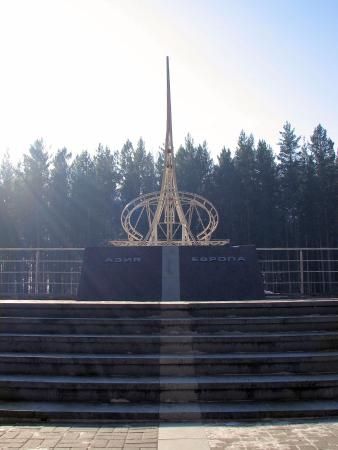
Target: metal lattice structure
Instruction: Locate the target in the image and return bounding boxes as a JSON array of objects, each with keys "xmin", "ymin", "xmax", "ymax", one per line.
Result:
[{"xmin": 110, "ymin": 57, "xmax": 228, "ymax": 247}]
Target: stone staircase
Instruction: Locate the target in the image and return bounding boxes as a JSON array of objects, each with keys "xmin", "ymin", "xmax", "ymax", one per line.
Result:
[{"xmin": 1, "ymin": 299, "xmax": 338, "ymax": 422}]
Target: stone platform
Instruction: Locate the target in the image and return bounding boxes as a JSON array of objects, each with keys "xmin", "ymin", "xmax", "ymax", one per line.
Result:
[{"xmin": 1, "ymin": 298, "xmax": 338, "ymax": 422}]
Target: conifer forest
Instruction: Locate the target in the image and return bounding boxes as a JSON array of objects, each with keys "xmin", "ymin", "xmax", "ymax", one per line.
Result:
[{"xmin": 0, "ymin": 122, "xmax": 337, "ymax": 249}]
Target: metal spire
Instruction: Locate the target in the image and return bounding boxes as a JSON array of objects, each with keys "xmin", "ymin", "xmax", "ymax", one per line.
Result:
[
  {"xmin": 165, "ymin": 56, "xmax": 173, "ymax": 153},
  {"xmin": 147, "ymin": 56, "xmax": 193, "ymax": 243},
  {"xmin": 110, "ymin": 57, "xmax": 225, "ymax": 247}
]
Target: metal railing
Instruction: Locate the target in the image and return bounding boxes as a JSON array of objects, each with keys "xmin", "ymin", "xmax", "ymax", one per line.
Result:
[
  {"xmin": 258, "ymin": 248, "xmax": 338, "ymax": 296},
  {"xmin": 0, "ymin": 248, "xmax": 83, "ymax": 298},
  {"xmin": 0, "ymin": 247, "xmax": 337, "ymax": 298}
]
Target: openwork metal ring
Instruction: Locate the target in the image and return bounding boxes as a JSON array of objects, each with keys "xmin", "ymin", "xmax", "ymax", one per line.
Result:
[{"xmin": 121, "ymin": 191, "xmax": 219, "ymax": 243}]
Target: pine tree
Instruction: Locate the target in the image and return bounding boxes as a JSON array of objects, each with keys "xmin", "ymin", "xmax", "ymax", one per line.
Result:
[
  {"xmin": 233, "ymin": 131, "xmax": 257, "ymax": 244},
  {"xmin": 0, "ymin": 152, "xmax": 18, "ymax": 246},
  {"xmin": 134, "ymin": 139, "xmax": 157, "ymax": 194},
  {"xmin": 212, "ymin": 148, "xmax": 236, "ymax": 240},
  {"xmin": 119, "ymin": 140, "xmax": 138, "ymax": 204},
  {"xmin": 93, "ymin": 144, "xmax": 121, "ymax": 242},
  {"xmin": 255, "ymin": 140, "xmax": 280, "ymax": 246},
  {"xmin": 69, "ymin": 151, "xmax": 95, "ymax": 246},
  {"xmin": 48, "ymin": 148, "xmax": 72, "ymax": 246},
  {"xmin": 175, "ymin": 134, "xmax": 214, "ymax": 195},
  {"xmin": 309, "ymin": 124, "xmax": 337, "ymax": 246},
  {"xmin": 155, "ymin": 150, "xmax": 164, "ymax": 189},
  {"xmin": 119, "ymin": 139, "xmax": 157, "ymax": 203},
  {"xmin": 277, "ymin": 122, "xmax": 301, "ymax": 246},
  {"xmin": 298, "ymin": 140, "xmax": 318, "ymax": 246},
  {"xmin": 18, "ymin": 139, "xmax": 50, "ymax": 246}
]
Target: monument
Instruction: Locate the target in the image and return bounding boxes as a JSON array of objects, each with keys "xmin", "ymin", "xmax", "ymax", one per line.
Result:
[{"xmin": 78, "ymin": 57, "xmax": 264, "ymax": 300}]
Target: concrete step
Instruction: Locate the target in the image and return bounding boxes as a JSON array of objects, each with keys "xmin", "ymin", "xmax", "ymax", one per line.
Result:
[
  {"xmin": 1, "ymin": 351, "xmax": 338, "ymax": 376},
  {"xmin": 2, "ymin": 400, "xmax": 338, "ymax": 422},
  {"xmin": 1, "ymin": 315, "xmax": 337, "ymax": 334},
  {"xmin": 1, "ymin": 299, "xmax": 338, "ymax": 319},
  {"xmin": 1, "ymin": 332, "xmax": 338, "ymax": 353},
  {"xmin": 1, "ymin": 298, "xmax": 338, "ymax": 421},
  {"xmin": 1, "ymin": 374, "xmax": 338, "ymax": 403}
]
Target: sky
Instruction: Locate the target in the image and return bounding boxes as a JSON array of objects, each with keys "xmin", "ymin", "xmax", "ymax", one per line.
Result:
[{"xmin": 0, "ymin": 0, "xmax": 337, "ymax": 162}]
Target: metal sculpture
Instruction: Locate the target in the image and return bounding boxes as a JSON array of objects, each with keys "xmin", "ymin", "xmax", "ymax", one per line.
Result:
[{"xmin": 110, "ymin": 57, "xmax": 228, "ymax": 246}]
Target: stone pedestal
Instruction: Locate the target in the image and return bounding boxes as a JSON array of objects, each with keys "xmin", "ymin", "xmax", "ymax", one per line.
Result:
[{"xmin": 78, "ymin": 245, "xmax": 264, "ymax": 301}]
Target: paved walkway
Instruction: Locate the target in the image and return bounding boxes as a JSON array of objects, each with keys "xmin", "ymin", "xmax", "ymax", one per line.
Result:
[{"xmin": 2, "ymin": 419, "xmax": 338, "ymax": 449}]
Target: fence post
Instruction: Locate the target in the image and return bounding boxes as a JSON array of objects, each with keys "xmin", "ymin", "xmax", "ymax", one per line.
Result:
[
  {"xmin": 34, "ymin": 249, "xmax": 40, "ymax": 295},
  {"xmin": 300, "ymin": 249, "xmax": 304, "ymax": 296}
]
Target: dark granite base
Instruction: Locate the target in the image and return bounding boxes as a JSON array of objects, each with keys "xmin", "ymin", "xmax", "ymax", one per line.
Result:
[{"xmin": 78, "ymin": 245, "xmax": 264, "ymax": 301}]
